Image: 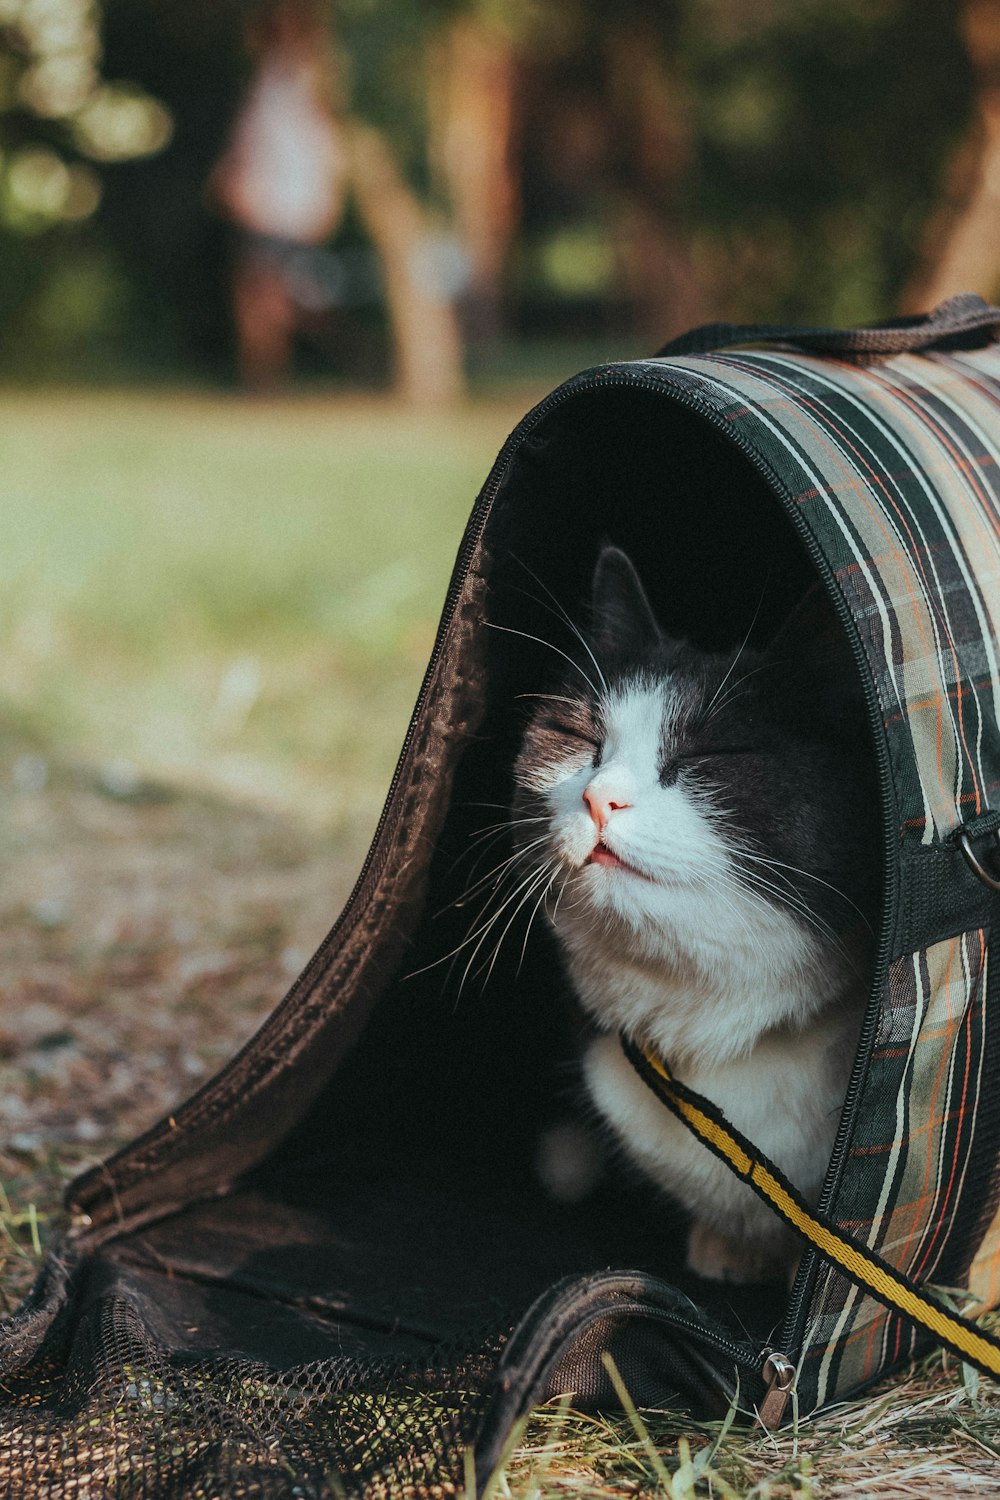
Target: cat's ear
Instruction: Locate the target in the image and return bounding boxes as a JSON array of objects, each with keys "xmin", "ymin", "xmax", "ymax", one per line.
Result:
[{"xmin": 591, "ymin": 545, "xmax": 663, "ymax": 657}]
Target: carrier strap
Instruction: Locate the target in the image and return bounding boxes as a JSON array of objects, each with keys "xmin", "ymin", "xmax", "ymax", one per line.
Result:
[
  {"xmin": 622, "ymin": 1037, "xmax": 1000, "ymax": 1383},
  {"xmin": 655, "ymin": 292, "xmax": 1000, "ymax": 360}
]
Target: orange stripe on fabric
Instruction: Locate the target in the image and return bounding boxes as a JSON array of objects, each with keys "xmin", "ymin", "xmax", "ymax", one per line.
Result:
[
  {"xmin": 714, "ymin": 358, "xmax": 955, "ymax": 821},
  {"xmin": 893, "ymin": 940, "xmax": 962, "ymax": 1275},
  {"xmin": 911, "ymin": 930, "xmax": 987, "ymax": 1284},
  {"xmin": 855, "ymin": 365, "xmax": 1000, "ymax": 815}
]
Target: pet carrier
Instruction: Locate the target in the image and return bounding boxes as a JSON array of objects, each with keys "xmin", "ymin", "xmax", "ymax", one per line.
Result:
[{"xmin": 2, "ymin": 293, "xmax": 1000, "ymax": 1497}]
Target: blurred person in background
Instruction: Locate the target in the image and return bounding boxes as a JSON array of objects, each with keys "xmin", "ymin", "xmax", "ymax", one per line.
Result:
[{"xmin": 210, "ymin": 0, "xmax": 347, "ymax": 389}]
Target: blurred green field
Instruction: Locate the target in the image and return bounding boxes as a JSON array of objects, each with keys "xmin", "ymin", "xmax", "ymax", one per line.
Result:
[{"xmin": 0, "ymin": 390, "xmax": 531, "ymax": 846}]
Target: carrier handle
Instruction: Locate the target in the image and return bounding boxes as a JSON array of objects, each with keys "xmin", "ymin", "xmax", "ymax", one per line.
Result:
[
  {"xmin": 622, "ymin": 1038, "xmax": 1000, "ymax": 1393},
  {"xmin": 656, "ymin": 292, "xmax": 1000, "ymax": 360}
]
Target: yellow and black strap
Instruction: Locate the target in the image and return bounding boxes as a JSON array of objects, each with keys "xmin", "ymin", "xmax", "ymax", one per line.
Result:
[{"xmin": 622, "ymin": 1037, "xmax": 1000, "ymax": 1381}]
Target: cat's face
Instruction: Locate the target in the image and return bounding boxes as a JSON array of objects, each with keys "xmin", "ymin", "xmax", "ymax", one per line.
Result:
[{"xmin": 511, "ymin": 546, "xmax": 876, "ymax": 962}]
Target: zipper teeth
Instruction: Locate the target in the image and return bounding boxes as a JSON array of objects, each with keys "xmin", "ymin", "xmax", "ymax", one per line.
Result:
[
  {"xmin": 645, "ymin": 1313, "xmax": 763, "ymax": 1369},
  {"xmin": 516, "ymin": 1272, "xmax": 767, "ymax": 1375}
]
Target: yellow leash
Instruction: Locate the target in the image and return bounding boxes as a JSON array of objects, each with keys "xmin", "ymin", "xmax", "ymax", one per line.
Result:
[{"xmin": 626, "ymin": 1039, "xmax": 1000, "ymax": 1380}]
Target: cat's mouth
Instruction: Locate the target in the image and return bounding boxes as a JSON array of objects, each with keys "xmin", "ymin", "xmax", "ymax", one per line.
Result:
[{"xmin": 586, "ymin": 840, "xmax": 651, "ymax": 879}]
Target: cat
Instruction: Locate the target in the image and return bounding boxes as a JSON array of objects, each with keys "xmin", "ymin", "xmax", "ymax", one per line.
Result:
[{"xmin": 511, "ymin": 544, "xmax": 878, "ymax": 1283}]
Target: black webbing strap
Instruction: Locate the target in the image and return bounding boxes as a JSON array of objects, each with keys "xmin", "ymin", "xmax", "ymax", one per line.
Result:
[
  {"xmin": 655, "ymin": 292, "xmax": 1000, "ymax": 360},
  {"xmin": 622, "ymin": 1037, "xmax": 1000, "ymax": 1381}
]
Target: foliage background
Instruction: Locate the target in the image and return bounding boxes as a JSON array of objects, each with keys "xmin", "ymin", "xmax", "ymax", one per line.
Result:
[{"xmin": 0, "ymin": 0, "xmax": 989, "ymax": 385}]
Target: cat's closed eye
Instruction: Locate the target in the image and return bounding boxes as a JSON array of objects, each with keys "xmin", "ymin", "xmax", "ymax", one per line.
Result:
[
  {"xmin": 659, "ymin": 746, "xmax": 751, "ymax": 784},
  {"xmin": 540, "ymin": 716, "xmax": 600, "ymax": 749}
]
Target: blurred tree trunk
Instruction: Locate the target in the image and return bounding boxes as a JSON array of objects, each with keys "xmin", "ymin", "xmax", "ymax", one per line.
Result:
[
  {"xmin": 613, "ymin": 195, "xmax": 709, "ymax": 345},
  {"xmin": 428, "ymin": 14, "xmax": 520, "ymax": 337},
  {"xmin": 902, "ymin": 0, "xmax": 1000, "ymax": 310},
  {"xmin": 346, "ymin": 122, "xmax": 465, "ymax": 406},
  {"xmin": 604, "ymin": 23, "xmax": 709, "ymax": 343}
]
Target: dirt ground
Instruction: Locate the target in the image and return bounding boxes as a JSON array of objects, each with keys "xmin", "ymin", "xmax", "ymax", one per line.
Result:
[
  {"xmin": 4, "ymin": 740, "xmax": 1000, "ymax": 1497},
  {"xmin": 0, "ymin": 734, "xmax": 361, "ymax": 1305}
]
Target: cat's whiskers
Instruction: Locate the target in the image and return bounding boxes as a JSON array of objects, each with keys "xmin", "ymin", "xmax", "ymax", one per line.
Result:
[
  {"xmin": 703, "ymin": 589, "xmax": 767, "ymax": 718},
  {"xmin": 517, "ymin": 869, "xmax": 560, "ymax": 975},
  {"xmin": 486, "ymin": 622, "xmax": 602, "ymax": 700},
  {"xmin": 738, "ymin": 868, "xmax": 837, "ymax": 941},
  {"xmin": 451, "ymin": 825, "xmax": 546, "ymax": 898},
  {"xmin": 404, "ymin": 838, "xmax": 554, "ymax": 985},
  {"xmin": 515, "ymin": 692, "xmax": 584, "ymax": 706},
  {"xmin": 451, "ymin": 835, "xmax": 552, "ymax": 908},
  {"xmin": 453, "ymin": 815, "xmax": 547, "ymax": 875},
  {"xmin": 507, "ymin": 563, "xmax": 610, "ymax": 697},
  {"xmin": 481, "ymin": 860, "xmax": 559, "ymax": 990},
  {"xmin": 469, "ymin": 815, "xmax": 547, "ymax": 843},
  {"xmin": 730, "ymin": 844, "xmax": 848, "ymax": 932},
  {"xmin": 547, "ymin": 869, "xmax": 574, "ymax": 924},
  {"xmin": 694, "ymin": 865, "xmax": 771, "ymax": 965},
  {"xmin": 458, "ymin": 859, "xmax": 556, "ymax": 998},
  {"xmin": 703, "ymin": 663, "xmax": 778, "ymax": 726},
  {"xmin": 736, "ymin": 848, "xmax": 873, "ymax": 931},
  {"xmin": 729, "ymin": 861, "xmax": 850, "ymax": 961}
]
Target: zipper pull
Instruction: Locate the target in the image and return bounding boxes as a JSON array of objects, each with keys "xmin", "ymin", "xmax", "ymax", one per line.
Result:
[{"xmin": 758, "ymin": 1351, "xmax": 796, "ymax": 1428}]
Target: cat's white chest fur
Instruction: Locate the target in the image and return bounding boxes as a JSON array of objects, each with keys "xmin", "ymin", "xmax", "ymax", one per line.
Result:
[{"xmin": 582, "ymin": 1013, "xmax": 856, "ymax": 1278}]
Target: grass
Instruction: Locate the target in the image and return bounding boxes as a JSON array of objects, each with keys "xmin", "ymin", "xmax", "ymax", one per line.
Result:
[
  {"xmin": 0, "ymin": 389, "xmax": 528, "ymax": 843},
  {"xmin": 495, "ymin": 1348, "xmax": 1000, "ymax": 1496},
  {"xmin": 2, "ymin": 389, "xmax": 1000, "ymax": 1497}
]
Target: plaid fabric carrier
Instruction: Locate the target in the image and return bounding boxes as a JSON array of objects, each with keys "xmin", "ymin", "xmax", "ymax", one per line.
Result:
[
  {"xmin": 629, "ymin": 297, "xmax": 1000, "ymax": 1408},
  {"xmin": 1, "ymin": 295, "xmax": 1000, "ymax": 1498}
]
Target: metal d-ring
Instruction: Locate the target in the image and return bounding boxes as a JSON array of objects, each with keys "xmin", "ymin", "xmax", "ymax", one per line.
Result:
[{"xmin": 957, "ymin": 829, "xmax": 1000, "ymax": 892}]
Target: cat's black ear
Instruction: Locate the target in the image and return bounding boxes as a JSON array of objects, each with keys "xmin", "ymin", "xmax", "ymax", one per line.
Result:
[{"xmin": 591, "ymin": 545, "xmax": 663, "ymax": 657}]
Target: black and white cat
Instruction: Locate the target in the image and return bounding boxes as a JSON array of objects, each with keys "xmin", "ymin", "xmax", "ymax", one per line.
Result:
[{"xmin": 512, "ymin": 544, "xmax": 878, "ymax": 1283}]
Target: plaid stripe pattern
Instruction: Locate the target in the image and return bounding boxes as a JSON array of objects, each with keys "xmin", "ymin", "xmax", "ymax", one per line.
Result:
[{"xmin": 645, "ymin": 346, "xmax": 1000, "ymax": 1407}]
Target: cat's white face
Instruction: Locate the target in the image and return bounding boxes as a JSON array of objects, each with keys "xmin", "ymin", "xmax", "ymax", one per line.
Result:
[
  {"xmin": 515, "ymin": 666, "xmax": 854, "ymax": 1065},
  {"xmin": 517, "ymin": 666, "xmax": 842, "ymax": 1067},
  {"xmin": 520, "ymin": 677, "xmax": 734, "ymax": 932}
]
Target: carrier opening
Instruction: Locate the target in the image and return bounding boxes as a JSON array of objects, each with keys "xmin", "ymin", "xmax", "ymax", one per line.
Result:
[{"xmin": 94, "ymin": 386, "xmax": 863, "ymax": 1369}]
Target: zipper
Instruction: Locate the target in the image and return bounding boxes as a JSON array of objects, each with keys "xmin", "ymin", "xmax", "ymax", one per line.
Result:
[
  {"xmin": 476, "ymin": 1269, "xmax": 783, "ymax": 1490},
  {"xmin": 680, "ymin": 394, "xmax": 898, "ymax": 1357},
  {"xmin": 759, "ymin": 1351, "xmax": 798, "ymax": 1427}
]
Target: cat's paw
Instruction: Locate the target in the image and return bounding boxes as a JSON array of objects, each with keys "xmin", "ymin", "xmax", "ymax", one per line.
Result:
[{"xmin": 686, "ymin": 1222, "xmax": 776, "ymax": 1284}]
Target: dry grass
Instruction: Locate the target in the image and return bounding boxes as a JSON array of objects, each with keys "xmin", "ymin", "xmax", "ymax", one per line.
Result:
[{"xmin": 501, "ymin": 1349, "xmax": 1000, "ymax": 1498}]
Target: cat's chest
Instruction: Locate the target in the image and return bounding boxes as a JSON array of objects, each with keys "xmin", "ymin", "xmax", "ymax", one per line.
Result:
[{"xmin": 556, "ymin": 890, "xmax": 825, "ymax": 1062}]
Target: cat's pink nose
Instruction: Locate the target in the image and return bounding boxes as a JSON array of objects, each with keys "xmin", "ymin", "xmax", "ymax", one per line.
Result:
[{"xmin": 583, "ymin": 785, "xmax": 631, "ymax": 830}]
